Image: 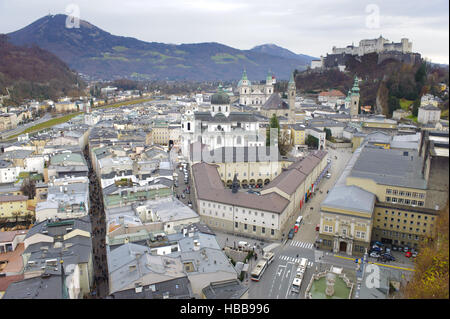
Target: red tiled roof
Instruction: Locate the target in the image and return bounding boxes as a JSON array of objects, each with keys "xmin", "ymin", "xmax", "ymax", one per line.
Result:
[
  {"xmin": 319, "ymin": 90, "xmax": 345, "ymax": 97},
  {"xmin": 0, "ymin": 274, "xmax": 24, "ymax": 292}
]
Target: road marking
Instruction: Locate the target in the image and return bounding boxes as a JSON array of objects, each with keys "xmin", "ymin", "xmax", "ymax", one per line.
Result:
[
  {"xmin": 333, "ymin": 254, "xmax": 415, "ymax": 272},
  {"xmin": 290, "ymin": 241, "xmax": 314, "ymax": 250}
]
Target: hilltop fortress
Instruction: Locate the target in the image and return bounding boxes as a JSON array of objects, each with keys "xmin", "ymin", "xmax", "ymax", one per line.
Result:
[
  {"xmin": 332, "ymin": 36, "xmax": 412, "ymax": 56},
  {"xmin": 312, "ymin": 36, "xmax": 421, "ymax": 70}
]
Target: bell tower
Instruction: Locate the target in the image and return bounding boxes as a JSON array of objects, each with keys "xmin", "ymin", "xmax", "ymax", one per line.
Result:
[
  {"xmin": 287, "ymin": 72, "xmax": 296, "ymax": 123},
  {"xmin": 350, "ymin": 76, "xmax": 360, "ymax": 117}
]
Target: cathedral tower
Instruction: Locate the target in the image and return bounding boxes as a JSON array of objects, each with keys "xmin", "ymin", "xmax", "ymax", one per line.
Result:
[{"xmin": 287, "ymin": 72, "xmax": 296, "ymax": 123}]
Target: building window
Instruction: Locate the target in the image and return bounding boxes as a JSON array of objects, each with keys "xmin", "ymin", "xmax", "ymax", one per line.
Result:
[
  {"xmin": 418, "ymin": 201, "xmax": 424, "ymax": 207},
  {"xmin": 235, "ymin": 222, "xmax": 238, "ymax": 228},
  {"xmin": 271, "ymin": 229, "xmax": 275, "ymax": 236},
  {"xmin": 244, "ymin": 224, "xmax": 247, "ymax": 230},
  {"xmin": 393, "ymin": 190, "xmax": 398, "ymax": 195},
  {"xmin": 391, "ymin": 198, "xmax": 397, "ymax": 203},
  {"xmin": 386, "ymin": 197, "xmax": 391, "ymax": 202},
  {"xmin": 399, "ymin": 191, "xmax": 405, "ymax": 196},
  {"xmin": 253, "ymin": 225, "xmax": 256, "ymax": 232},
  {"xmin": 405, "ymin": 192, "xmax": 411, "ymax": 197},
  {"xmin": 262, "ymin": 227, "xmax": 265, "ymax": 234},
  {"xmin": 386, "ymin": 189, "xmax": 392, "ymax": 194}
]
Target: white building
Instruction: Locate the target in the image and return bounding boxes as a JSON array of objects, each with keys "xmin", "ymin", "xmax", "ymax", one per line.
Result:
[
  {"xmin": 418, "ymin": 105, "xmax": 441, "ymax": 125},
  {"xmin": 180, "ymin": 88, "xmax": 264, "ymax": 157},
  {"xmin": 237, "ymin": 70, "xmax": 275, "ymax": 107}
]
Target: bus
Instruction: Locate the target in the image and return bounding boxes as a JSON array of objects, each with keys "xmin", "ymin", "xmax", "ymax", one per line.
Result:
[
  {"xmin": 250, "ymin": 260, "xmax": 269, "ymax": 282},
  {"xmin": 250, "ymin": 252, "xmax": 275, "ymax": 281}
]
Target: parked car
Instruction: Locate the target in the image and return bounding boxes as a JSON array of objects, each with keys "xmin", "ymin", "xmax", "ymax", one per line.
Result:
[
  {"xmin": 412, "ymin": 251, "xmax": 418, "ymax": 258},
  {"xmin": 385, "ymin": 248, "xmax": 391, "ymax": 254},
  {"xmin": 373, "ymin": 241, "xmax": 384, "ymax": 247},
  {"xmin": 391, "ymin": 245, "xmax": 398, "ymax": 251},
  {"xmin": 381, "ymin": 253, "xmax": 395, "ymax": 261},
  {"xmin": 370, "ymin": 252, "xmax": 380, "ymax": 258},
  {"xmin": 187, "ymin": 200, "xmax": 192, "ymax": 207},
  {"xmin": 325, "ymin": 173, "xmax": 331, "ymax": 179},
  {"xmin": 371, "ymin": 245, "xmax": 382, "ymax": 252},
  {"xmin": 405, "ymin": 251, "xmax": 412, "ymax": 258},
  {"xmin": 294, "ymin": 225, "xmax": 299, "ymax": 233},
  {"xmin": 315, "ymin": 224, "xmax": 320, "ymax": 231},
  {"xmin": 403, "ymin": 246, "xmax": 409, "ymax": 252},
  {"xmin": 288, "ymin": 229, "xmax": 295, "ymax": 239}
]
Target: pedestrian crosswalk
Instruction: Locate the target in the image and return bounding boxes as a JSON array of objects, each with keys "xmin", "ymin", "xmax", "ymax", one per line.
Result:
[
  {"xmin": 278, "ymin": 255, "xmax": 314, "ymax": 267},
  {"xmin": 289, "ymin": 240, "xmax": 314, "ymax": 250}
]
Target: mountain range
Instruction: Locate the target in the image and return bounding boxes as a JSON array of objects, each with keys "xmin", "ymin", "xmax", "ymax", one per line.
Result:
[{"xmin": 6, "ymin": 14, "xmax": 317, "ymax": 81}]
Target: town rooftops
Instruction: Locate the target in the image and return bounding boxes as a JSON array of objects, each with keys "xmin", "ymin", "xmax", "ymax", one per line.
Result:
[
  {"xmin": 350, "ymin": 147, "xmax": 427, "ymax": 190},
  {"xmin": 202, "ymin": 278, "xmax": 248, "ymax": 299},
  {"xmin": 0, "ymin": 195, "xmax": 28, "ymax": 203},
  {"xmin": 262, "ymin": 93, "xmax": 289, "ymax": 110},
  {"xmin": 319, "ymin": 90, "xmax": 345, "ymax": 97},
  {"xmin": 3, "ymin": 274, "xmax": 63, "ymax": 299},
  {"xmin": 108, "ymin": 276, "xmax": 192, "ymax": 299},
  {"xmin": 321, "ymin": 185, "xmax": 376, "ymax": 216}
]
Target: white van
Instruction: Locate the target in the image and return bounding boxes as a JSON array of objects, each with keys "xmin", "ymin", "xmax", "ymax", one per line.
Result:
[{"xmin": 295, "ymin": 216, "xmax": 303, "ymax": 226}]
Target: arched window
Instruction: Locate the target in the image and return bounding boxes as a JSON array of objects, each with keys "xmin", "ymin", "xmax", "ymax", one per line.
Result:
[
  {"xmin": 187, "ymin": 122, "xmax": 191, "ymax": 131},
  {"xmin": 218, "ymin": 106, "xmax": 221, "ymax": 112}
]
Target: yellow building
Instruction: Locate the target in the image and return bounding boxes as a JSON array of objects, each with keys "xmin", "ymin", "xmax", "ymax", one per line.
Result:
[
  {"xmin": 319, "ymin": 185, "xmax": 375, "ymax": 256},
  {"xmin": 0, "ymin": 195, "xmax": 34, "ymax": 221},
  {"xmin": 319, "ymin": 139, "xmax": 440, "ymax": 255},
  {"xmin": 290, "ymin": 124, "xmax": 306, "ymax": 146},
  {"xmin": 151, "ymin": 121, "xmax": 170, "ymax": 145}
]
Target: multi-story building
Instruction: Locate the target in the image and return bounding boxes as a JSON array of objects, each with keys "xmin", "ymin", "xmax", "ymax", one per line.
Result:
[
  {"xmin": 0, "ymin": 195, "xmax": 34, "ymax": 222},
  {"xmin": 318, "ymin": 131, "xmax": 447, "ymax": 255},
  {"xmin": 192, "ymin": 151, "xmax": 328, "ymax": 240},
  {"xmin": 181, "ymin": 89, "xmax": 263, "ymax": 157},
  {"xmin": 418, "ymin": 105, "xmax": 441, "ymax": 125},
  {"xmin": 237, "ymin": 70, "xmax": 275, "ymax": 107},
  {"xmin": 151, "ymin": 120, "xmax": 170, "ymax": 145}
]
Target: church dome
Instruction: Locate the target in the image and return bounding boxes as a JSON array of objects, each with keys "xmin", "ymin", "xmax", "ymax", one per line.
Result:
[{"xmin": 211, "ymin": 90, "xmax": 230, "ymax": 105}]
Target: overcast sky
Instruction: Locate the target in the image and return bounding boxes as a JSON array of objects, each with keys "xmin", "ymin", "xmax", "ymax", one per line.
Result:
[{"xmin": 1, "ymin": 0, "xmax": 449, "ymax": 64}]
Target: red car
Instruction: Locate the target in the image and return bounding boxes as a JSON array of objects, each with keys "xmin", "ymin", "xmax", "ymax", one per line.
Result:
[
  {"xmin": 315, "ymin": 224, "xmax": 320, "ymax": 231},
  {"xmin": 294, "ymin": 225, "xmax": 299, "ymax": 233},
  {"xmin": 405, "ymin": 251, "xmax": 412, "ymax": 258}
]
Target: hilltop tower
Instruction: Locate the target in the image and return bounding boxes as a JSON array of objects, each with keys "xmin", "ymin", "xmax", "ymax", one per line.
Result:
[{"xmin": 350, "ymin": 76, "xmax": 360, "ymax": 117}]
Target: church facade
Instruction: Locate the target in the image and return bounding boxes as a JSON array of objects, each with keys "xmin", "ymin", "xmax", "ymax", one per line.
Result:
[
  {"xmin": 238, "ymin": 70, "xmax": 275, "ymax": 107},
  {"xmin": 180, "ymin": 87, "xmax": 264, "ymax": 157}
]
